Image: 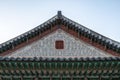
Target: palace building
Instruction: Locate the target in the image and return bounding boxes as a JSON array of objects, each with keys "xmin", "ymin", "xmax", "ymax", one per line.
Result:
[{"xmin": 0, "ymin": 11, "xmax": 120, "ymax": 80}]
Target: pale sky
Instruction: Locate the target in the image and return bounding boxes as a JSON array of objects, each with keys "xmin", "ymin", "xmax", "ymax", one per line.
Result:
[{"xmin": 0, "ymin": 0, "xmax": 120, "ymax": 43}]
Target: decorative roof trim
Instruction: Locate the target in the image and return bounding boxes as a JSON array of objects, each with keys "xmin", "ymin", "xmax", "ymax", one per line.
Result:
[{"xmin": 0, "ymin": 57, "xmax": 120, "ymax": 62}]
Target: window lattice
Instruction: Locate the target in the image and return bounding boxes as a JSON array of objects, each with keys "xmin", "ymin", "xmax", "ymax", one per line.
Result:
[{"xmin": 55, "ymin": 40, "xmax": 64, "ymax": 49}]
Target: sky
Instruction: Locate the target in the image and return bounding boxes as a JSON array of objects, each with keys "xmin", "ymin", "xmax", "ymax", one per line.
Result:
[{"xmin": 0, "ymin": 0, "xmax": 120, "ymax": 43}]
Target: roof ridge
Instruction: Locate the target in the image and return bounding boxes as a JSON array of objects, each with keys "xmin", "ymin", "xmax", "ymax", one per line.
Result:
[
  {"xmin": 62, "ymin": 15, "xmax": 120, "ymax": 47},
  {"xmin": 0, "ymin": 15, "xmax": 57, "ymax": 45},
  {"xmin": 0, "ymin": 11, "xmax": 120, "ymax": 56}
]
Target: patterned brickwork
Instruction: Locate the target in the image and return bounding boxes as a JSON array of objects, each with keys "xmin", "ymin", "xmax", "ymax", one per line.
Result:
[{"xmin": 7, "ymin": 29, "xmax": 112, "ymax": 58}]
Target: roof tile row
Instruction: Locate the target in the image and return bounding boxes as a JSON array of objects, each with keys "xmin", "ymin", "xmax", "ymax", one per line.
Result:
[{"xmin": 0, "ymin": 57, "xmax": 120, "ymax": 62}]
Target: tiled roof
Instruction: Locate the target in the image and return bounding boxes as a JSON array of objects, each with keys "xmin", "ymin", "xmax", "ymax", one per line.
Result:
[
  {"xmin": 0, "ymin": 11, "xmax": 120, "ymax": 55},
  {"xmin": 0, "ymin": 56, "xmax": 120, "ymax": 61}
]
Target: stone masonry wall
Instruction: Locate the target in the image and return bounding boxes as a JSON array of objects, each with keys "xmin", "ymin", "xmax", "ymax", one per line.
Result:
[{"xmin": 7, "ymin": 29, "xmax": 112, "ymax": 58}]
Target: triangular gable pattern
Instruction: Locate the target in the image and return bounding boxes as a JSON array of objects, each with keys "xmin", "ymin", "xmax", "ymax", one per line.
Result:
[
  {"xmin": 0, "ymin": 11, "xmax": 120, "ymax": 57},
  {"xmin": 7, "ymin": 29, "xmax": 111, "ymax": 58}
]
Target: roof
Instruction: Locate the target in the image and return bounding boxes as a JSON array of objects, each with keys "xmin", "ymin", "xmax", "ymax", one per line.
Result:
[
  {"xmin": 0, "ymin": 11, "xmax": 120, "ymax": 56},
  {"xmin": 0, "ymin": 57, "xmax": 120, "ymax": 77},
  {"xmin": 0, "ymin": 56, "xmax": 120, "ymax": 62}
]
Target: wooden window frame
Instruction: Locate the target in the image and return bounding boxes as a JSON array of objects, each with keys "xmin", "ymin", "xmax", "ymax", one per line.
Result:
[{"xmin": 55, "ymin": 40, "xmax": 64, "ymax": 49}]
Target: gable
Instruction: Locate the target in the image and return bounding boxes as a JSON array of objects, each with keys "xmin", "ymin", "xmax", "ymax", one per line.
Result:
[
  {"xmin": 7, "ymin": 29, "xmax": 112, "ymax": 58},
  {"xmin": 0, "ymin": 11, "xmax": 120, "ymax": 57}
]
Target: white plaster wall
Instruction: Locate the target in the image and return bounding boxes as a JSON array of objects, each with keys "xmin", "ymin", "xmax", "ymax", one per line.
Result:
[{"xmin": 8, "ymin": 29, "xmax": 112, "ymax": 58}]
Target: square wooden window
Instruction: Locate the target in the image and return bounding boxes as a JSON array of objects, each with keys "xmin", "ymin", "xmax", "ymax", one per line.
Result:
[{"xmin": 55, "ymin": 40, "xmax": 64, "ymax": 49}]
